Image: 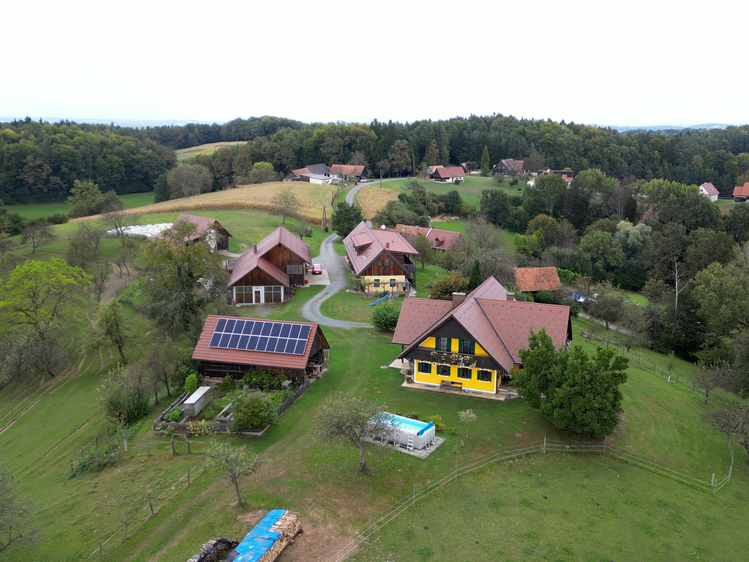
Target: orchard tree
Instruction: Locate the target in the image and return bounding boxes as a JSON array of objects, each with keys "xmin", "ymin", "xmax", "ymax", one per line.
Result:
[
  {"xmin": 91, "ymin": 300, "xmax": 130, "ymax": 363},
  {"xmin": 314, "ymin": 394, "xmax": 396, "ymax": 471},
  {"xmin": 206, "ymin": 443, "xmax": 262, "ymax": 506},
  {"xmin": 428, "ymin": 272, "xmax": 469, "ymax": 300},
  {"xmin": 270, "ymin": 189, "xmax": 300, "ymax": 225},
  {"xmin": 0, "ymin": 469, "xmax": 38, "ymax": 556},
  {"xmin": 21, "ymin": 221, "xmax": 56, "ymax": 254},
  {"xmin": 515, "ymin": 329, "xmax": 628, "ymax": 437}
]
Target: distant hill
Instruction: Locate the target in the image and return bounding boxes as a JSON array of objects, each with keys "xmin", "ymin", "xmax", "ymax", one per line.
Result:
[
  {"xmin": 0, "ymin": 116, "xmax": 220, "ymax": 127},
  {"xmin": 611, "ymin": 123, "xmax": 739, "ymax": 133}
]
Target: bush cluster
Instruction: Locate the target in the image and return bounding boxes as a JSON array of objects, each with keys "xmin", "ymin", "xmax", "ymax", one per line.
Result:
[
  {"xmin": 242, "ymin": 370, "xmax": 293, "ymax": 392},
  {"xmin": 232, "ymin": 392, "xmax": 277, "ymax": 430}
]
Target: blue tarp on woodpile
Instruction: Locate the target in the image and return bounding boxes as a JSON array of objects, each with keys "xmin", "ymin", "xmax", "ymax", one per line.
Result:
[{"xmin": 230, "ymin": 509, "xmax": 286, "ymax": 562}]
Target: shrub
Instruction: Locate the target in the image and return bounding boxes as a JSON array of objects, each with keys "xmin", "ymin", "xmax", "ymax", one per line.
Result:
[
  {"xmin": 233, "ymin": 392, "xmax": 277, "ymax": 430},
  {"xmin": 99, "ymin": 364, "xmax": 151, "ymax": 426},
  {"xmin": 44, "ymin": 212, "xmax": 70, "ymax": 225},
  {"xmin": 185, "ymin": 374, "xmax": 198, "ymax": 395},
  {"xmin": 371, "ymin": 303, "xmax": 400, "ymax": 331},
  {"xmin": 242, "ymin": 370, "xmax": 287, "ymax": 392},
  {"xmin": 534, "ymin": 290, "xmax": 560, "ymax": 304},
  {"xmin": 446, "ymin": 426, "xmax": 458, "ymax": 436},
  {"xmin": 217, "ymin": 374, "xmax": 237, "ymax": 396},
  {"xmin": 425, "ymin": 415, "xmax": 446, "ymax": 432},
  {"xmin": 164, "ymin": 407, "xmax": 182, "ymax": 422},
  {"xmin": 406, "ymin": 412, "xmax": 420, "ymax": 420}
]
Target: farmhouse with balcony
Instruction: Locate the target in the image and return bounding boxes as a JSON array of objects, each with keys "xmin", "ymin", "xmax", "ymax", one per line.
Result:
[
  {"xmin": 192, "ymin": 316, "xmax": 329, "ymax": 380},
  {"xmin": 394, "ymin": 224, "xmax": 463, "ymax": 252},
  {"xmin": 330, "ymin": 164, "xmax": 368, "ymax": 182},
  {"xmin": 228, "ymin": 226, "xmax": 311, "ymax": 305},
  {"xmin": 157, "ymin": 213, "xmax": 232, "ymax": 251},
  {"xmin": 492, "ymin": 158, "xmax": 524, "ymax": 176},
  {"xmin": 392, "ymin": 277, "xmax": 571, "ymax": 395},
  {"xmin": 343, "ymin": 221, "xmax": 418, "ymax": 295}
]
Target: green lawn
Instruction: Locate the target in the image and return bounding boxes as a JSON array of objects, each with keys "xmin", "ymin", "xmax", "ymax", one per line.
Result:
[
  {"xmin": 1, "ymin": 204, "xmax": 747, "ymax": 562},
  {"xmin": 6, "ymin": 192, "xmax": 155, "ymax": 219},
  {"xmin": 377, "ymin": 175, "xmax": 522, "ymax": 209},
  {"xmin": 320, "ymin": 289, "xmax": 406, "ymax": 323}
]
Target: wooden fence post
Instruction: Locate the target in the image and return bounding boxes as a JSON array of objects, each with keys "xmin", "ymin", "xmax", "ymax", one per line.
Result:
[
  {"xmin": 149, "ymin": 499, "xmax": 154, "ymax": 517},
  {"xmin": 185, "ymin": 435, "xmax": 191, "ymax": 454},
  {"xmin": 543, "ymin": 435, "xmax": 546, "ymax": 453},
  {"xmin": 171, "ymin": 435, "xmax": 175, "ymax": 455},
  {"xmin": 123, "ymin": 439, "xmax": 128, "ymax": 452},
  {"xmin": 118, "ymin": 448, "xmax": 121, "ymax": 463},
  {"xmin": 70, "ymin": 459, "xmax": 74, "ymax": 472},
  {"xmin": 99, "ymin": 541, "xmax": 103, "ymax": 561}
]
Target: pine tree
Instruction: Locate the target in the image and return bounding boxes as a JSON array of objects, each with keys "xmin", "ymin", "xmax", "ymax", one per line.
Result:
[
  {"xmin": 480, "ymin": 145, "xmax": 490, "ymax": 176},
  {"xmin": 468, "ymin": 259, "xmax": 483, "ymax": 290}
]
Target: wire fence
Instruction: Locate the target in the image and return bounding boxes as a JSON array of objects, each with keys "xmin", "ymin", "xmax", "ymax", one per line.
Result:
[{"xmin": 321, "ymin": 436, "xmax": 736, "ymax": 562}]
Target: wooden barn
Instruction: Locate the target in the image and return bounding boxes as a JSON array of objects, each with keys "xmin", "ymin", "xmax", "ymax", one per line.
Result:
[
  {"xmin": 228, "ymin": 226, "xmax": 312, "ymax": 305},
  {"xmin": 159, "ymin": 213, "xmax": 232, "ymax": 251},
  {"xmin": 192, "ymin": 316, "xmax": 329, "ymax": 380}
]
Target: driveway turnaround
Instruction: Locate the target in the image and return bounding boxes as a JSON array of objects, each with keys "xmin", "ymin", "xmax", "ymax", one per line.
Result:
[{"xmin": 300, "ymin": 233, "xmax": 373, "ymax": 328}]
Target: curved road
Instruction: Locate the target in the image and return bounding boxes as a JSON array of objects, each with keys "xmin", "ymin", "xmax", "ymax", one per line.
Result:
[
  {"xmin": 302, "ymin": 179, "xmax": 401, "ymax": 327},
  {"xmin": 301, "ymin": 233, "xmax": 372, "ymax": 328}
]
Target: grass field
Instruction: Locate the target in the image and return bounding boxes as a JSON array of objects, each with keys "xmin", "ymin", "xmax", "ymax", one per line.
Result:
[
  {"xmin": 6, "ymin": 192, "xmax": 155, "ymax": 219},
  {"xmin": 174, "ymin": 141, "xmax": 247, "ymax": 161},
  {"xmin": 70, "ymin": 182, "xmax": 340, "ymax": 225},
  {"xmin": 374, "ymin": 175, "xmax": 521, "ymax": 210},
  {"xmin": 2, "ymin": 202, "xmax": 748, "ymax": 561}
]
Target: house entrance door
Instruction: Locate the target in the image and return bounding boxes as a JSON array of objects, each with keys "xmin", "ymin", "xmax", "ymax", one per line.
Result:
[{"xmin": 254, "ymin": 289, "xmax": 262, "ymax": 304}]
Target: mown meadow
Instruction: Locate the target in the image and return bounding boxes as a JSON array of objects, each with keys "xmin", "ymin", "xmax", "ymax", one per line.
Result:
[{"xmin": 0, "ymin": 199, "xmax": 747, "ymax": 561}]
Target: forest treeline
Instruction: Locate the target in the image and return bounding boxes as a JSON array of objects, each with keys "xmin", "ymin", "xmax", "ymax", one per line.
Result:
[{"xmin": 3, "ymin": 115, "xmax": 749, "ymax": 203}]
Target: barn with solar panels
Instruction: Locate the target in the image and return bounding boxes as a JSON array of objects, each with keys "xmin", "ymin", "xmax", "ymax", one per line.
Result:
[{"xmin": 192, "ymin": 315, "xmax": 329, "ymax": 380}]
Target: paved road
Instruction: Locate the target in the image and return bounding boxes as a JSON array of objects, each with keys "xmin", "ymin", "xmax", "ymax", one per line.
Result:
[{"xmin": 300, "ymin": 233, "xmax": 373, "ymax": 328}]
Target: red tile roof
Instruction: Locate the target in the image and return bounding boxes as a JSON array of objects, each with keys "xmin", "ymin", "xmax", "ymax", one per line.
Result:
[
  {"xmin": 229, "ymin": 226, "xmax": 312, "ymax": 288},
  {"xmin": 733, "ymin": 182, "xmax": 749, "ymax": 197},
  {"xmin": 432, "ymin": 166, "xmax": 466, "ymax": 179},
  {"xmin": 514, "ymin": 267, "xmax": 561, "ymax": 292},
  {"xmin": 395, "ymin": 277, "xmax": 570, "ymax": 372},
  {"xmin": 343, "ymin": 222, "xmax": 418, "ymax": 276},
  {"xmin": 699, "ymin": 182, "xmax": 719, "ymax": 196},
  {"xmin": 394, "ymin": 224, "xmax": 463, "ymax": 251},
  {"xmin": 330, "ymin": 164, "xmax": 366, "ymax": 177},
  {"xmin": 192, "ymin": 315, "xmax": 327, "ymax": 370}
]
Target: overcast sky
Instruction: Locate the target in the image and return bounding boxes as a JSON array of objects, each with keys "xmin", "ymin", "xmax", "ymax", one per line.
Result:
[{"xmin": 3, "ymin": 0, "xmax": 747, "ymax": 128}]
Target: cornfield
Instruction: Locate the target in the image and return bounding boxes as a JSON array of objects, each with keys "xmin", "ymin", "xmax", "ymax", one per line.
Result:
[
  {"xmin": 357, "ymin": 185, "xmax": 399, "ymax": 219},
  {"xmin": 73, "ymin": 182, "xmax": 340, "ymax": 224}
]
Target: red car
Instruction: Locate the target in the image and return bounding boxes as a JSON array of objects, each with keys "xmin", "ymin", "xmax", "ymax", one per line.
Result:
[{"xmin": 311, "ymin": 264, "xmax": 323, "ymax": 275}]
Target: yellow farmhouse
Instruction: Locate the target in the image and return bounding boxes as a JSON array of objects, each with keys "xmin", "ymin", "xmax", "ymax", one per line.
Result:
[{"xmin": 392, "ymin": 277, "xmax": 572, "ymax": 395}]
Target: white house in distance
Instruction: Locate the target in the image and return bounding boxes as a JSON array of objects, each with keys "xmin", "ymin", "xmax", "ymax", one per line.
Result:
[{"xmin": 699, "ymin": 182, "xmax": 719, "ymax": 202}]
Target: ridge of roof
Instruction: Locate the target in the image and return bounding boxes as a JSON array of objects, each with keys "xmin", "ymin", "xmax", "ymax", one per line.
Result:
[
  {"xmin": 229, "ymin": 226, "xmax": 311, "ymax": 286},
  {"xmin": 343, "ymin": 221, "xmax": 417, "ymax": 276}
]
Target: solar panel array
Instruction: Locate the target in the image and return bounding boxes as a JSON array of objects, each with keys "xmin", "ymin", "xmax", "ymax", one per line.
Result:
[{"xmin": 208, "ymin": 318, "xmax": 312, "ymax": 355}]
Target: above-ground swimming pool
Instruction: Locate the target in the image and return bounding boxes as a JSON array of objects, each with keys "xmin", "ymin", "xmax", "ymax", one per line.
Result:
[{"xmin": 376, "ymin": 413, "xmax": 436, "ymax": 450}]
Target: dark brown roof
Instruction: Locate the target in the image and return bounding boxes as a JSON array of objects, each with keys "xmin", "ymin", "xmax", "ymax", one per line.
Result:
[
  {"xmin": 733, "ymin": 182, "xmax": 749, "ymax": 197},
  {"xmin": 395, "ymin": 277, "xmax": 570, "ymax": 372},
  {"xmin": 515, "ymin": 267, "xmax": 561, "ymax": 292},
  {"xmin": 432, "ymin": 166, "xmax": 466, "ymax": 179},
  {"xmin": 394, "ymin": 224, "xmax": 463, "ymax": 251},
  {"xmin": 229, "ymin": 226, "xmax": 312, "ymax": 287},
  {"xmin": 343, "ymin": 222, "xmax": 418, "ymax": 276},
  {"xmin": 192, "ymin": 315, "xmax": 328, "ymax": 370},
  {"xmin": 392, "ymin": 299, "xmax": 453, "ymax": 345}
]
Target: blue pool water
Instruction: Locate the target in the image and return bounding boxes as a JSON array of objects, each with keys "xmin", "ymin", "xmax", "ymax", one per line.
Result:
[{"xmin": 385, "ymin": 413, "xmax": 432, "ymax": 435}]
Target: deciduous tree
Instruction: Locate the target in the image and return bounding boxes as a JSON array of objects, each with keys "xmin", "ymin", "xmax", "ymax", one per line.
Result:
[
  {"xmin": 0, "ymin": 468, "xmax": 38, "ymax": 556},
  {"xmin": 166, "ymin": 163, "xmax": 213, "ymax": 198},
  {"xmin": 205, "ymin": 443, "xmax": 262, "ymax": 506},
  {"xmin": 428, "ymin": 272, "xmax": 469, "ymax": 300},
  {"xmin": 411, "ymin": 234, "xmax": 435, "ymax": 270},
  {"xmin": 314, "ymin": 393, "xmax": 395, "ymax": 471},
  {"xmin": 91, "ymin": 300, "xmax": 130, "ymax": 363},
  {"xmin": 141, "ymin": 221, "xmax": 226, "ymax": 339},
  {"xmin": 270, "ymin": 189, "xmax": 300, "ymax": 225},
  {"xmin": 21, "ymin": 220, "xmax": 56, "ymax": 254}
]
